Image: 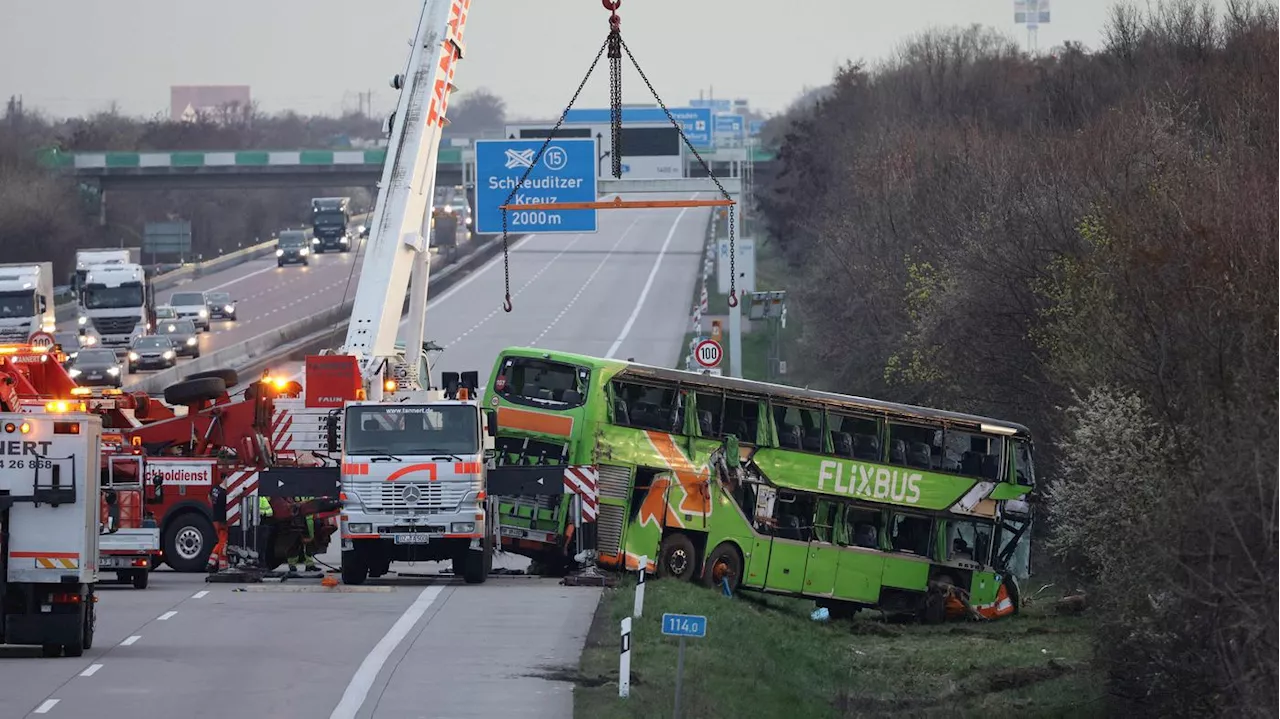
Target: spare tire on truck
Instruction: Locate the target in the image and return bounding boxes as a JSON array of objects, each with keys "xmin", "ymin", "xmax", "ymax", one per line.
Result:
[
  {"xmin": 184, "ymin": 368, "xmax": 239, "ymax": 387},
  {"xmin": 164, "ymin": 377, "xmax": 227, "ymax": 406}
]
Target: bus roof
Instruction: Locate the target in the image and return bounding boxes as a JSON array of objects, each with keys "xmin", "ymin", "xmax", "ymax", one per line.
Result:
[{"xmin": 497, "ymin": 346, "xmax": 1032, "ymax": 437}]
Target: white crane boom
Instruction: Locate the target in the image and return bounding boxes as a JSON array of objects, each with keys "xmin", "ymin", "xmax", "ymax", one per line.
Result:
[{"xmin": 342, "ymin": 0, "xmax": 469, "ymax": 399}]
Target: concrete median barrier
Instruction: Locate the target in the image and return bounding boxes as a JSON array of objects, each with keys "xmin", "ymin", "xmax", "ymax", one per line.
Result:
[{"xmin": 123, "ymin": 232, "xmax": 513, "ymax": 395}]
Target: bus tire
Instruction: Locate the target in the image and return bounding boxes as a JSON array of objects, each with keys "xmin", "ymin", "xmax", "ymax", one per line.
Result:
[
  {"xmin": 701, "ymin": 542, "xmax": 743, "ymax": 594},
  {"xmin": 658, "ymin": 533, "xmax": 698, "ymax": 582}
]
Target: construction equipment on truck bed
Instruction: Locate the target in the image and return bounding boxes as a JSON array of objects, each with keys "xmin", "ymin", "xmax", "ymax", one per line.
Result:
[{"xmin": 0, "ymin": 410, "xmax": 101, "ymax": 656}]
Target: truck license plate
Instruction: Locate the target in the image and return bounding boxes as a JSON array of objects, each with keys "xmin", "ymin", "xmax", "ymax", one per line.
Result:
[
  {"xmin": 394, "ymin": 533, "xmax": 431, "ymax": 544},
  {"xmin": 500, "ymin": 526, "xmax": 527, "ymax": 538}
]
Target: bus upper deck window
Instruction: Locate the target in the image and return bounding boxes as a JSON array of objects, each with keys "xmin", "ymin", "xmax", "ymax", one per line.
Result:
[{"xmin": 1014, "ymin": 440, "xmax": 1035, "ymax": 486}]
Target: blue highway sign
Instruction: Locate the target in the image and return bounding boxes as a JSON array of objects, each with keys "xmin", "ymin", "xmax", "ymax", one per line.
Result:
[
  {"xmin": 474, "ymin": 138, "xmax": 598, "ymax": 235},
  {"xmin": 748, "ymin": 119, "xmax": 765, "ymax": 137},
  {"xmin": 661, "ymin": 613, "xmax": 708, "ymax": 638},
  {"xmin": 715, "ymin": 114, "xmax": 744, "ymax": 139},
  {"xmin": 561, "ymin": 107, "xmax": 713, "ymax": 148}
]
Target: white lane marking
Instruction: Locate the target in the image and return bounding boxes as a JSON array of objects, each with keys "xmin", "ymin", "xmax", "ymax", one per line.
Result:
[
  {"xmin": 79, "ymin": 663, "xmax": 103, "ymax": 677},
  {"xmin": 120, "ymin": 635, "xmax": 141, "ymax": 646},
  {"xmin": 157, "ymin": 611, "xmax": 177, "ymax": 621},
  {"xmin": 530, "ymin": 218, "xmax": 639, "ymax": 345},
  {"xmin": 447, "ymin": 233, "xmax": 588, "ymax": 347},
  {"xmin": 192, "ymin": 590, "xmax": 209, "ymax": 599},
  {"xmin": 33, "ymin": 700, "xmax": 59, "ymax": 714},
  {"xmin": 330, "ymin": 586, "xmax": 445, "ymax": 719},
  {"xmin": 199, "ymin": 263, "xmax": 277, "ymax": 292},
  {"xmin": 606, "ymin": 204, "xmax": 693, "ymax": 358}
]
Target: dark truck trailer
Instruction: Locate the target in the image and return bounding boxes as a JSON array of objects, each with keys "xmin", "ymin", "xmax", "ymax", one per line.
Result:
[{"xmin": 311, "ymin": 197, "xmax": 352, "ymax": 253}]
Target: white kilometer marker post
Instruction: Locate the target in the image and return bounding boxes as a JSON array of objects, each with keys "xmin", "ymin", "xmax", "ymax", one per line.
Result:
[
  {"xmin": 633, "ymin": 555, "xmax": 647, "ymax": 618},
  {"xmin": 619, "ymin": 617, "xmax": 632, "ymax": 698}
]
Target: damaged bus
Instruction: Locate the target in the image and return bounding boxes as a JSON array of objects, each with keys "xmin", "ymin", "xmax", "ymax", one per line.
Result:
[{"xmin": 485, "ymin": 347, "xmax": 1035, "ymax": 622}]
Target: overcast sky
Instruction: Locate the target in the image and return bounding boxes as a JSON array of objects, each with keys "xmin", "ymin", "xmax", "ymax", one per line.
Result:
[{"xmin": 0, "ymin": 0, "xmax": 1247, "ymax": 121}]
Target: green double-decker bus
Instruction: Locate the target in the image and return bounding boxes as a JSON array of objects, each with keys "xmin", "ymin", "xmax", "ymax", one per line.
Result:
[{"xmin": 485, "ymin": 347, "xmax": 1035, "ymax": 620}]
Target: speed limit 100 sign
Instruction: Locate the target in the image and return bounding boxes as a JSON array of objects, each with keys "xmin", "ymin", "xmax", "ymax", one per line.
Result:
[{"xmin": 694, "ymin": 339, "xmax": 722, "ymax": 368}]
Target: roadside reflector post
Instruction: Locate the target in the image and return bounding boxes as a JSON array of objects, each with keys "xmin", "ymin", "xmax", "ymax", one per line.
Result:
[
  {"xmin": 619, "ymin": 616, "xmax": 632, "ymax": 698},
  {"xmin": 634, "ymin": 555, "xmax": 647, "ymax": 618}
]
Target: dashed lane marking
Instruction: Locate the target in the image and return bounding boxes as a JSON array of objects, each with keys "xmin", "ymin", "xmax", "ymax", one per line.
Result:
[
  {"xmin": 33, "ymin": 700, "xmax": 59, "ymax": 714},
  {"xmin": 120, "ymin": 636, "xmax": 141, "ymax": 646},
  {"xmin": 157, "ymin": 611, "xmax": 177, "ymax": 621},
  {"xmin": 79, "ymin": 664, "xmax": 103, "ymax": 677}
]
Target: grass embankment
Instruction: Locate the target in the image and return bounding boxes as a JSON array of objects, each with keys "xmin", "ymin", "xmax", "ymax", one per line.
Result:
[{"xmin": 574, "ymin": 578, "xmax": 1102, "ymax": 719}]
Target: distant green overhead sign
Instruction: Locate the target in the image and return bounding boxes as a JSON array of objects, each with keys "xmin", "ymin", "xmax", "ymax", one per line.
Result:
[{"xmin": 144, "ymin": 221, "xmax": 192, "ymax": 255}]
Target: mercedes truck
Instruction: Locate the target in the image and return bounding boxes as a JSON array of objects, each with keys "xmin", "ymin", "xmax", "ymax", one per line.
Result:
[
  {"xmin": 0, "ymin": 262, "xmax": 56, "ymax": 344},
  {"xmin": 310, "ymin": 197, "xmax": 352, "ymax": 253},
  {"xmin": 77, "ymin": 262, "xmax": 154, "ymax": 353}
]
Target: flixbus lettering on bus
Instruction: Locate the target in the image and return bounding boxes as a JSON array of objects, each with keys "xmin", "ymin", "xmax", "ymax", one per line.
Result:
[{"xmin": 818, "ymin": 460, "xmax": 922, "ymax": 504}]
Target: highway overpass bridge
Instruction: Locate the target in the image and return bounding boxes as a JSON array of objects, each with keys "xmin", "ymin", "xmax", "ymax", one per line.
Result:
[{"xmin": 39, "ymin": 146, "xmax": 776, "ymax": 193}]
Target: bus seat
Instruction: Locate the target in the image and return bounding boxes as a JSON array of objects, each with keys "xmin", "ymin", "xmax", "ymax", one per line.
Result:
[
  {"xmin": 981, "ymin": 453, "xmax": 1001, "ymax": 480},
  {"xmin": 537, "ymin": 388, "xmax": 555, "ymax": 401},
  {"xmin": 961, "ymin": 450, "xmax": 984, "ymax": 476},
  {"xmin": 698, "ymin": 411, "xmax": 714, "ymax": 436},
  {"xmin": 890, "ymin": 439, "xmax": 907, "ymax": 464},
  {"xmin": 853, "ymin": 523, "xmax": 878, "ymax": 548},
  {"xmin": 909, "ymin": 442, "xmax": 933, "ymax": 468},
  {"xmin": 778, "ymin": 424, "xmax": 802, "ymax": 449},
  {"xmin": 801, "ymin": 431, "xmax": 821, "ymax": 452},
  {"xmin": 780, "ymin": 514, "xmax": 803, "ymax": 540},
  {"xmin": 613, "ymin": 399, "xmax": 629, "ymax": 424},
  {"xmin": 833, "ymin": 432, "xmax": 855, "ymax": 457},
  {"xmin": 854, "ymin": 433, "xmax": 880, "ymax": 460},
  {"xmin": 562, "ymin": 389, "xmax": 582, "ymax": 404}
]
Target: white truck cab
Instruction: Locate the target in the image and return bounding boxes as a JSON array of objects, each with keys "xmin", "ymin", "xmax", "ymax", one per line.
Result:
[
  {"xmin": 330, "ymin": 380, "xmax": 498, "ymax": 585},
  {"xmin": 0, "ymin": 410, "xmax": 102, "ymax": 656}
]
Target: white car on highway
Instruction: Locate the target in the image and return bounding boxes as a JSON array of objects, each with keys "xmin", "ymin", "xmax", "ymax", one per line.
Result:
[{"xmin": 169, "ymin": 291, "xmax": 210, "ymax": 332}]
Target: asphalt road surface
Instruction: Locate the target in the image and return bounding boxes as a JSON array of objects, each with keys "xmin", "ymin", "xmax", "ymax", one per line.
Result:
[{"xmin": 8, "ymin": 196, "xmax": 711, "ymax": 718}]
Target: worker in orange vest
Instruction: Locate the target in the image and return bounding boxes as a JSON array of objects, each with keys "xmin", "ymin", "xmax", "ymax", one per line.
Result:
[{"xmin": 207, "ymin": 476, "xmax": 229, "ymax": 572}]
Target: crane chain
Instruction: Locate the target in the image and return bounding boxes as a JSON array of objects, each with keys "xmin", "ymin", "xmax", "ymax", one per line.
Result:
[
  {"xmin": 619, "ymin": 38, "xmax": 739, "ymax": 306},
  {"xmin": 608, "ymin": 17, "xmax": 623, "ymax": 179},
  {"xmin": 501, "ymin": 35, "xmax": 610, "ymax": 312}
]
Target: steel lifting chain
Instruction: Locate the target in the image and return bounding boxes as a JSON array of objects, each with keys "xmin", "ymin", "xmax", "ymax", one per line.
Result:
[
  {"xmin": 618, "ymin": 38, "xmax": 739, "ymax": 306},
  {"xmin": 500, "ymin": 34, "xmax": 610, "ymax": 312},
  {"xmin": 606, "ymin": 0, "xmax": 623, "ymax": 179}
]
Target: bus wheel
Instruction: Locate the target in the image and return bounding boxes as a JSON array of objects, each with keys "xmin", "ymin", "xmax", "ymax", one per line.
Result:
[
  {"xmin": 658, "ymin": 533, "xmax": 698, "ymax": 581},
  {"xmin": 701, "ymin": 543, "xmax": 743, "ymax": 594}
]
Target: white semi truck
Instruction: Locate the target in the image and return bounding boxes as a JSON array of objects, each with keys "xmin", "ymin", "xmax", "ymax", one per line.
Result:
[
  {"xmin": 0, "ymin": 262, "xmax": 56, "ymax": 344},
  {"xmin": 70, "ymin": 248, "xmax": 141, "ymax": 294},
  {"xmin": 76, "ymin": 262, "xmax": 154, "ymax": 352},
  {"xmin": 0, "ymin": 410, "xmax": 101, "ymax": 657}
]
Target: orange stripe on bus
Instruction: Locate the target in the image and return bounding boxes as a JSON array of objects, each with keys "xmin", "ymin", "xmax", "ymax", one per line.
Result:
[
  {"xmin": 386, "ymin": 463, "xmax": 437, "ymax": 482},
  {"xmin": 497, "ymin": 406, "xmax": 574, "ymax": 437}
]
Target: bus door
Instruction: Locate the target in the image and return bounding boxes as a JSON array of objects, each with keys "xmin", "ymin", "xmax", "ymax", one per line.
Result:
[
  {"xmin": 803, "ymin": 498, "xmax": 843, "ymax": 596},
  {"xmin": 832, "ymin": 506, "xmax": 888, "ymax": 603},
  {"xmin": 757, "ymin": 489, "xmax": 813, "ymax": 595}
]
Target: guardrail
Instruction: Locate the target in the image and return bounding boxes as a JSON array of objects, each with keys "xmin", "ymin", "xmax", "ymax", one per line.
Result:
[{"xmin": 122, "ymin": 233, "xmax": 513, "ymax": 395}]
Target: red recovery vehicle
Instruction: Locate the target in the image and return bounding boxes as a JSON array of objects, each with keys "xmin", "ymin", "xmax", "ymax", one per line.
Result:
[{"xmin": 3, "ymin": 341, "xmax": 335, "ymax": 573}]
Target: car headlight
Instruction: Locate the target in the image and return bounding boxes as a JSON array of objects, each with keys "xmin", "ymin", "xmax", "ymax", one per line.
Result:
[
  {"xmin": 311, "ymin": 238, "xmax": 320, "ymax": 244},
  {"xmin": 163, "ymin": 350, "xmax": 175, "ymax": 360},
  {"xmin": 224, "ymin": 305, "xmax": 234, "ymax": 313},
  {"xmin": 83, "ymin": 335, "xmax": 98, "ymax": 345},
  {"xmin": 299, "ymin": 248, "xmax": 309, "ymax": 256},
  {"xmin": 466, "ymin": 217, "xmax": 472, "ymax": 226},
  {"xmin": 186, "ymin": 337, "xmax": 197, "ymax": 346},
  {"xmin": 276, "ymin": 249, "xmax": 285, "ymax": 257},
  {"xmin": 340, "ymin": 237, "xmax": 349, "ymax": 244},
  {"xmin": 167, "ymin": 324, "xmax": 176, "ymax": 332},
  {"xmin": 346, "ymin": 523, "xmax": 372, "ymax": 535},
  {"xmin": 68, "ymin": 368, "xmax": 82, "ymax": 378},
  {"xmin": 107, "ymin": 367, "xmax": 120, "ymax": 376},
  {"xmin": 128, "ymin": 352, "xmax": 139, "ymax": 361},
  {"xmin": 198, "ymin": 309, "xmax": 208, "ymax": 318},
  {"xmin": 451, "ymin": 522, "xmax": 475, "ymax": 534},
  {"xmin": 77, "ymin": 316, "xmax": 88, "ymax": 325}
]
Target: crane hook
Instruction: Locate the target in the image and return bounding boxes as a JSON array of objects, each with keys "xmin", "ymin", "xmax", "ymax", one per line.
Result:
[
  {"xmin": 727, "ymin": 291, "xmax": 739, "ymax": 308},
  {"xmin": 503, "ymin": 294, "xmax": 513, "ymax": 313},
  {"xmin": 601, "ymin": 0, "xmax": 621, "ymax": 10}
]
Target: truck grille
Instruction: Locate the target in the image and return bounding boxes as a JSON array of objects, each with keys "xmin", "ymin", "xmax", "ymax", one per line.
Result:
[
  {"xmin": 91, "ymin": 316, "xmax": 140, "ymax": 336},
  {"xmin": 346, "ymin": 480, "xmax": 468, "ymax": 513},
  {"xmin": 0, "ymin": 324, "xmax": 31, "ymax": 342}
]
